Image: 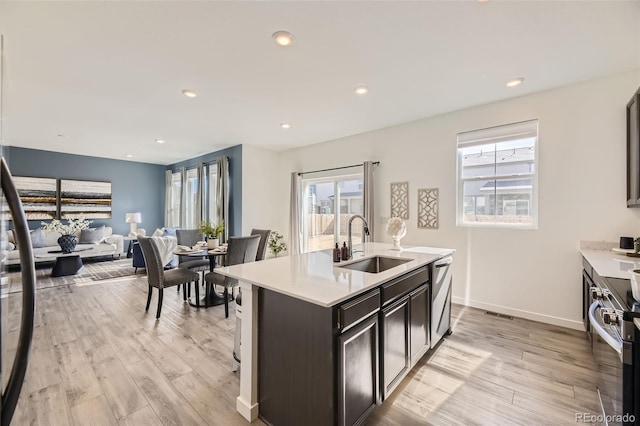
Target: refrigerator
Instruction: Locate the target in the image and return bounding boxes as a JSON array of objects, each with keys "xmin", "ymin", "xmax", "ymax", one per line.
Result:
[{"xmin": 0, "ymin": 34, "xmax": 37, "ymax": 425}]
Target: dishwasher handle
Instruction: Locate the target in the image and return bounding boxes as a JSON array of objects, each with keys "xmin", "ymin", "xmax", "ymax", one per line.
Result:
[
  {"xmin": 588, "ymin": 301, "xmax": 622, "ymax": 356},
  {"xmin": 434, "ymin": 256, "xmax": 452, "ymax": 268}
]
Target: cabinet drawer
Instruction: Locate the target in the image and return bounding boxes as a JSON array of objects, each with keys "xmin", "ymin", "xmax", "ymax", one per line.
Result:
[
  {"xmin": 339, "ymin": 289, "xmax": 380, "ymax": 331},
  {"xmin": 381, "ymin": 267, "xmax": 429, "ymax": 306}
]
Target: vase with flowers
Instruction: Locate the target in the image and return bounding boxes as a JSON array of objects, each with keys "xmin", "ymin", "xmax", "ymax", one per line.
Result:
[
  {"xmin": 199, "ymin": 220, "xmax": 225, "ymax": 249},
  {"xmin": 268, "ymin": 231, "xmax": 287, "ymax": 257},
  {"xmin": 41, "ymin": 216, "xmax": 93, "ymax": 253}
]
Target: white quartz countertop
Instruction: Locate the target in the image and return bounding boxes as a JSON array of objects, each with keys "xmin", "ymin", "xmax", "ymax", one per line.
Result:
[
  {"xmin": 216, "ymin": 242, "xmax": 455, "ymax": 307},
  {"xmin": 581, "ymin": 249, "xmax": 640, "ymax": 280}
]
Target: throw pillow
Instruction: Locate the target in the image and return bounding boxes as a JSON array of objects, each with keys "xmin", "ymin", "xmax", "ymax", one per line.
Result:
[
  {"xmin": 162, "ymin": 227, "xmax": 178, "ymax": 237},
  {"xmin": 152, "ymin": 228, "xmax": 164, "ymax": 237},
  {"xmin": 29, "ymin": 228, "xmax": 45, "ymax": 248},
  {"xmin": 79, "ymin": 226, "xmax": 105, "ymax": 244}
]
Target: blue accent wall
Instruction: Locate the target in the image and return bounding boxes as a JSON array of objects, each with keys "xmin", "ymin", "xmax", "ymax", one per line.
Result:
[
  {"xmin": 167, "ymin": 145, "xmax": 242, "ymax": 237},
  {"xmin": 5, "ymin": 147, "xmax": 166, "ymax": 235}
]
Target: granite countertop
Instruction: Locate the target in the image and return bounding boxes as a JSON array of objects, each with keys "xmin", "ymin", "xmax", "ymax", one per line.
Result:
[
  {"xmin": 581, "ymin": 248, "xmax": 640, "ymax": 280},
  {"xmin": 216, "ymin": 242, "xmax": 455, "ymax": 307}
]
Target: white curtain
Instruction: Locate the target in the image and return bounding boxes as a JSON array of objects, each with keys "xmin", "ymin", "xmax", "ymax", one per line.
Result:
[
  {"xmin": 363, "ymin": 161, "xmax": 375, "ymax": 241},
  {"xmin": 164, "ymin": 170, "xmax": 172, "ymax": 227},
  {"xmin": 179, "ymin": 166, "xmax": 187, "ymax": 227},
  {"xmin": 196, "ymin": 162, "xmax": 205, "ymax": 225},
  {"xmin": 216, "ymin": 156, "xmax": 229, "ymax": 243},
  {"xmin": 289, "ymin": 172, "xmax": 302, "ymax": 255}
]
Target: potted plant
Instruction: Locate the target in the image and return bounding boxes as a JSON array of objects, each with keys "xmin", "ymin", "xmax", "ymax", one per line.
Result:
[
  {"xmin": 41, "ymin": 216, "xmax": 93, "ymax": 253},
  {"xmin": 268, "ymin": 231, "xmax": 287, "ymax": 258},
  {"xmin": 199, "ymin": 220, "xmax": 225, "ymax": 249}
]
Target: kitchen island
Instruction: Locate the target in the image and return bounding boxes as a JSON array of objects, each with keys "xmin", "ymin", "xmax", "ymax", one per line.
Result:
[{"xmin": 216, "ymin": 242, "xmax": 454, "ymax": 426}]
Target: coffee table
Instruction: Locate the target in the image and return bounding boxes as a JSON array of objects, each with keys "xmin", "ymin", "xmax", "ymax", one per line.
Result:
[{"xmin": 46, "ymin": 248, "xmax": 93, "ymax": 277}]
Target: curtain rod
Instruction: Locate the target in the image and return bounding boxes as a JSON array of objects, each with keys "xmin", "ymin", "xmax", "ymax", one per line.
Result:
[{"xmin": 298, "ymin": 161, "xmax": 380, "ymax": 176}]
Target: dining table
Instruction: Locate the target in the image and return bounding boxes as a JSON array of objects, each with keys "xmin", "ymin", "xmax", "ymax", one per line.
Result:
[{"xmin": 173, "ymin": 246, "xmax": 228, "ymax": 308}]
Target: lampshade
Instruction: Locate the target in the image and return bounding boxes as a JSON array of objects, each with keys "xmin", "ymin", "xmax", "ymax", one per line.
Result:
[{"xmin": 125, "ymin": 212, "xmax": 142, "ymax": 224}]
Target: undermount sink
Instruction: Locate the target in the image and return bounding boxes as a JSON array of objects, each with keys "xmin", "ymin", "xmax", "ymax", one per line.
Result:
[{"xmin": 339, "ymin": 256, "xmax": 412, "ymax": 274}]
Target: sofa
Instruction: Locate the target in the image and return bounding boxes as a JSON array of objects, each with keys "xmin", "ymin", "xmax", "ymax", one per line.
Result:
[{"xmin": 5, "ymin": 226, "xmax": 124, "ymax": 266}]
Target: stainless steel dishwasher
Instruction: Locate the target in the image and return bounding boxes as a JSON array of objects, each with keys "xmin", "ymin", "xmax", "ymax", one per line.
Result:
[{"xmin": 431, "ymin": 255, "xmax": 452, "ymax": 348}]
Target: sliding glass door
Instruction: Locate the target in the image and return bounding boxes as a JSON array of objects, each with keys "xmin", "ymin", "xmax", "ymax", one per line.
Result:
[{"xmin": 302, "ymin": 173, "xmax": 364, "ymax": 253}]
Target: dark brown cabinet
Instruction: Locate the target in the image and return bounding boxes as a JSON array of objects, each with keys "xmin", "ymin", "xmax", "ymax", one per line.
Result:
[
  {"xmin": 338, "ymin": 315, "xmax": 379, "ymax": 426},
  {"xmin": 258, "ymin": 264, "xmax": 436, "ymax": 426},
  {"xmin": 627, "ymin": 87, "xmax": 640, "ymax": 207},
  {"xmin": 381, "ymin": 296, "xmax": 411, "ymax": 399},
  {"xmin": 410, "ymin": 284, "xmax": 430, "ymax": 366}
]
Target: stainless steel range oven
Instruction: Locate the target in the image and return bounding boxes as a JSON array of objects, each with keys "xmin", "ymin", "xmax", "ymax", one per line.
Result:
[{"xmin": 588, "ymin": 273, "xmax": 639, "ymax": 425}]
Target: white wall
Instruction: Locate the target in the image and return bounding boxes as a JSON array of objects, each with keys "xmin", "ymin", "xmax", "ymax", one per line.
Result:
[
  {"xmin": 241, "ymin": 145, "xmax": 283, "ymax": 238},
  {"xmin": 253, "ymin": 70, "xmax": 640, "ymax": 329}
]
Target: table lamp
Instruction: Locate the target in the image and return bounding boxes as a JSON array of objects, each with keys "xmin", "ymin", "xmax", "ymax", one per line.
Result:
[{"xmin": 125, "ymin": 212, "xmax": 142, "ymax": 238}]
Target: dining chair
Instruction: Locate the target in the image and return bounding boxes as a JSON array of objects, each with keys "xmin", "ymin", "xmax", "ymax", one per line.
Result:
[
  {"xmin": 204, "ymin": 234, "xmax": 260, "ymax": 318},
  {"xmin": 250, "ymin": 229, "xmax": 271, "ymax": 261},
  {"xmin": 138, "ymin": 236, "xmax": 200, "ymax": 319},
  {"xmin": 176, "ymin": 229, "xmax": 209, "ymax": 296}
]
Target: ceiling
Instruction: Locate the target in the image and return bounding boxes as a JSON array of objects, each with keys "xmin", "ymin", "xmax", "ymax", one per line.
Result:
[{"xmin": 1, "ymin": 1, "xmax": 639, "ymax": 165}]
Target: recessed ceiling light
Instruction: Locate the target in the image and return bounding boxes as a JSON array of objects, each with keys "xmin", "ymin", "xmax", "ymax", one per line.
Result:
[
  {"xmin": 506, "ymin": 78, "xmax": 525, "ymax": 87},
  {"xmin": 182, "ymin": 89, "xmax": 197, "ymax": 98},
  {"xmin": 280, "ymin": 123, "xmax": 291, "ymax": 129},
  {"xmin": 126, "ymin": 154, "xmax": 133, "ymax": 158},
  {"xmin": 155, "ymin": 139, "xmax": 165, "ymax": 144},
  {"xmin": 354, "ymin": 86, "xmax": 369, "ymax": 95},
  {"xmin": 272, "ymin": 31, "xmax": 293, "ymax": 47}
]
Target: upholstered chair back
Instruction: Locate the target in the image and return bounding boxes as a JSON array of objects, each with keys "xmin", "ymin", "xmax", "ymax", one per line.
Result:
[
  {"xmin": 137, "ymin": 236, "xmax": 165, "ymax": 288},
  {"xmin": 227, "ymin": 235, "xmax": 261, "ymax": 267},
  {"xmin": 250, "ymin": 229, "xmax": 271, "ymax": 261}
]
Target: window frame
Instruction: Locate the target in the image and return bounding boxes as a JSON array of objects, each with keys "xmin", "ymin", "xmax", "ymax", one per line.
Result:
[{"xmin": 456, "ymin": 119, "xmax": 539, "ymax": 229}]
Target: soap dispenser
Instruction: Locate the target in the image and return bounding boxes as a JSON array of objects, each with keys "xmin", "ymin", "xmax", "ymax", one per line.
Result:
[
  {"xmin": 333, "ymin": 243, "xmax": 341, "ymax": 262},
  {"xmin": 341, "ymin": 242, "xmax": 348, "ymax": 260}
]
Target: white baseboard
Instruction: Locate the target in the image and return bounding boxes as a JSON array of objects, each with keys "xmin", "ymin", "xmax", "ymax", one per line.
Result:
[
  {"xmin": 452, "ymin": 296, "xmax": 584, "ymax": 331},
  {"xmin": 236, "ymin": 396, "xmax": 259, "ymax": 422}
]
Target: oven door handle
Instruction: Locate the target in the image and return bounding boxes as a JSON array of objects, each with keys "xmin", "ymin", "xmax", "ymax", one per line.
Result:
[{"xmin": 588, "ymin": 301, "xmax": 622, "ymax": 356}]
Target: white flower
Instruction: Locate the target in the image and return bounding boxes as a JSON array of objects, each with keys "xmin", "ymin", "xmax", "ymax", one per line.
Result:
[{"xmin": 41, "ymin": 216, "xmax": 93, "ymax": 235}]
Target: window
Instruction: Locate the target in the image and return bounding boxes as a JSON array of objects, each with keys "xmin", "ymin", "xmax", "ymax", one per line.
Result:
[
  {"xmin": 457, "ymin": 119, "xmax": 538, "ymax": 228},
  {"xmin": 208, "ymin": 166, "xmax": 218, "ymax": 223},
  {"xmin": 301, "ymin": 172, "xmax": 364, "ymax": 252},
  {"xmin": 166, "ymin": 162, "xmax": 219, "ymax": 228},
  {"xmin": 184, "ymin": 168, "xmax": 199, "ymax": 228},
  {"xmin": 168, "ymin": 171, "xmax": 182, "ymax": 227}
]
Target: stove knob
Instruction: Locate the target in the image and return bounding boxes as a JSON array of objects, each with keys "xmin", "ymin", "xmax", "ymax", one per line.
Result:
[
  {"xmin": 591, "ymin": 287, "xmax": 603, "ymax": 299},
  {"xmin": 602, "ymin": 309, "xmax": 619, "ymax": 325}
]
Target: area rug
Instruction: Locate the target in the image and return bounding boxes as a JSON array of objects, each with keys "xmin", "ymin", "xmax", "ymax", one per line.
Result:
[{"xmin": 3, "ymin": 258, "xmax": 141, "ymax": 293}]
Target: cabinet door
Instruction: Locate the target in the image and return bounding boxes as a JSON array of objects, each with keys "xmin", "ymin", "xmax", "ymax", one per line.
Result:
[
  {"xmin": 410, "ymin": 285, "xmax": 429, "ymax": 367},
  {"xmin": 381, "ymin": 295, "xmax": 410, "ymax": 400},
  {"xmin": 338, "ymin": 315, "xmax": 379, "ymax": 426}
]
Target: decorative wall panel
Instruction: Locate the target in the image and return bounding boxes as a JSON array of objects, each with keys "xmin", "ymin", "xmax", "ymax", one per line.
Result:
[
  {"xmin": 390, "ymin": 182, "xmax": 409, "ymax": 219},
  {"xmin": 7, "ymin": 176, "xmax": 57, "ymax": 220},
  {"xmin": 418, "ymin": 188, "xmax": 438, "ymax": 229},
  {"xmin": 60, "ymin": 179, "xmax": 112, "ymax": 219}
]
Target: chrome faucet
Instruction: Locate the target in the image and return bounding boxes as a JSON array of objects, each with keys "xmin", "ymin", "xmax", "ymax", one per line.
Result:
[{"xmin": 347, "ymin": 215, "xmax": 370, "ymax": 260}]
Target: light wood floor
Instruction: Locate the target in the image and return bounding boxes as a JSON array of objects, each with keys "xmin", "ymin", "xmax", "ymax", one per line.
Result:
[{"xmin": 2, "ymin": 274, "xmax": 600, "ymax": 425}]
